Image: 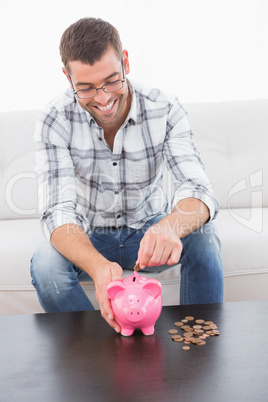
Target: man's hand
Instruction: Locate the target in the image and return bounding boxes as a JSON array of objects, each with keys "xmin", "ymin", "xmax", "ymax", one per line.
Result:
[
  {"xmin": 136, "ymin": 198, "xmax": 210, "ymax": 269},
  {"xmin": 137, "ymin": 217, "xmax": 183, "ymax": 269},
  {"xmin": 93, "ymin": 261, "xmax": 123, "ymax": 333}
]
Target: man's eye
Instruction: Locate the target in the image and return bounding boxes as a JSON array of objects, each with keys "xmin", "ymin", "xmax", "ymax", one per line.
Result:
[{"xmin": 82, "ymin": 87, "xmax": 94, "ymax": 92}]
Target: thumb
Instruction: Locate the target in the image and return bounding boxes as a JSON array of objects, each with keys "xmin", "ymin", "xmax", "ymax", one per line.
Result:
[{"xmin": 111, "ymin": 263, "xmax": 123, "ymax": 281}]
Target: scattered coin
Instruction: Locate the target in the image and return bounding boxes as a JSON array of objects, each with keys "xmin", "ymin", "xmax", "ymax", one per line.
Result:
[
  {"xmin": 174, "ymin": 322, "xmax": 183, "ymax": 327},
  {"xmin": 173, "ymin": 337, "xmax": 184, "ymax": 342},
  {"xmin": 195, "ymin": 319, "xmax": 205, "ymax": 324},
  {"xmin": 194, "ymin": 329, "xmax": 204, "ymax": 335},
  {"xmin": 184, "ymin": 327, "xmax": 194, "ymax": 332},
  {"xmin": 185, "ymin": 316, "xmax": 194, "ymax": 321},
  {"xmin": 181, "ymin": 325, "xmax": 190, "ymax": 330},
  {"xmin": 193, "ymin": 325, "xmax": 202, "ymax": 329},
  {"xmin": 169, "ymin": 315, "xmax": 220, "ymax": 350},
  {"xmin": 169, "ymin": 329, "xmax": 178, "ymax": 334},
  {"xmin": 171, "ymin": 334, "xmax": 182, "ymax": 339},
  {"xmin": 197, "ymin": 341, "xmax": 206, "ymax": 346}
]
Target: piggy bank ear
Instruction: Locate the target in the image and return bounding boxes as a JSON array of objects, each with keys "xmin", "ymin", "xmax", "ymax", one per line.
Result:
[
  {"xmin": 107, "ymin": 281, "xmax": 126, "ymax": 300},
  {"xmin": 142, "ymin": 279, "xmax": 162, "ymax": 298}
]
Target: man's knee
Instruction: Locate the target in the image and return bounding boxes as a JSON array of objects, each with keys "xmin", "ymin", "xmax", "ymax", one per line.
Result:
[{"xmin": 30, "ymin": 241, "xmax": 72, "ymax": 285}]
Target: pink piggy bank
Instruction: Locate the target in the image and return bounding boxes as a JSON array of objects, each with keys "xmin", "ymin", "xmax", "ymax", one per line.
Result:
[{"xmin": 107, "ymin": 271, "xmax": 162, "ymax": 336}]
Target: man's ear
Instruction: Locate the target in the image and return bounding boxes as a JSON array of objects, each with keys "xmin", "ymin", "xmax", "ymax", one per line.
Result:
[
  {"xmin": 122, "ymin": 49, "xmax": 130, "ymax": 75},
  {"xmin": 62, "ymin": 67, "xmax": 72, "ymax": 88}
]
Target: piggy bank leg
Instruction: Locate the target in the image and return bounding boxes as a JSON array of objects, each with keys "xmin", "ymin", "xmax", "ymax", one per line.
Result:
[
  {"xmin": 141, "ymin": 325, "xmax": 155, "ymax": 336},
  {"xmin": 121, "ymin": 327, "xmax": 135, "ymax": 337}
]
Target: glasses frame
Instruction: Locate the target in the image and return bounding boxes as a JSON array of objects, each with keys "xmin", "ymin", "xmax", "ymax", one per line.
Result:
[{"xmin": 68, "ymin": 59, "xmax": 125, "ymax": 99}]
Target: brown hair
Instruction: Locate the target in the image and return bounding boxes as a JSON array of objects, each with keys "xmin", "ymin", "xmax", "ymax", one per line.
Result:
[{"xmin": 60, "ymin": 17, "xmax": 123, "ymax": 71}]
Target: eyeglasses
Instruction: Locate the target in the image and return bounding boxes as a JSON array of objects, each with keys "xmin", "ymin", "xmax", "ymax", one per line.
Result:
[{"xmin": 69, "ymin": 60, "xmax": 125, "ymax": 99}]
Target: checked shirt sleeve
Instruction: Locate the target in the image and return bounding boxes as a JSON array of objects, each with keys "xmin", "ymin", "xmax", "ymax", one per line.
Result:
[
  {"xmin": 163, "ymin": 101, "xmax": 219, "ymax": 220},
  {"xmin": 34, "ymin": 107, "xmax": 89, "ymax": 240}
]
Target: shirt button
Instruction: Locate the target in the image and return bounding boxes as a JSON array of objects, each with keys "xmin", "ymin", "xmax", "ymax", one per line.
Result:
[
  {"xmin": 98, "ymin": 137, "xmax": 102, "ymax": 141},
  {"xmin": 113, "ymin": 162, "xmax": 117, "ymax": 166},
  {"xmin": 114, "ymin": 191, "xmax": 119, "ymax": 195},
  {"xmin": 117, "ymin": 214, "xmax": 121, "ymax": 219}
]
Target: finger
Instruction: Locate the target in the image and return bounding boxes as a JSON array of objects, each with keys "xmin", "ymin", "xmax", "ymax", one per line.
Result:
[
  {"xmin": 101, "ymin": 297, "xmax": 121, "ymax": 333},
  {"xmin": 146, "ymin": 236, "xmax": 166, "ymax": 267},
  {"xmin": 166, "ymin": 243, "xmax": 182, "ymax": 265},
  {"xmin": 137, "ymin": 240, "xmax": 145, "ymax": 268},
  {"xmin": 139, "ymin": 234, "xmax": 157, "ymax": 268},
  {"xmin": 157, "ymin": 241, "xmax": 174, "ymax": 266}
]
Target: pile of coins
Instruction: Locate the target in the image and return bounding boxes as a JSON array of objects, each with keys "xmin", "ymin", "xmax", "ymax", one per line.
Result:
[{"xmin": 168, "ymin": 315, "xmax": 220, "ymax": 350}]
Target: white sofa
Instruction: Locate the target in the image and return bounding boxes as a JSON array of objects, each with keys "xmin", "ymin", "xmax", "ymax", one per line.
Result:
[{"xmin": 1, "ymin": 100, "xmax": 267, "ymax": 315}]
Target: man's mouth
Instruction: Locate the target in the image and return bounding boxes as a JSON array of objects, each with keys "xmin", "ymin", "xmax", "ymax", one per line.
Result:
[{"xmin": 96, "ymin": 100, "xmax": 115, "ymax": 112}]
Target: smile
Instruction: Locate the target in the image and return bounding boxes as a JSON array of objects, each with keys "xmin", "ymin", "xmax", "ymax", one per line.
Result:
[{"xmin": 96, "ymin": 100, "xmax": 115, "ymax": 112}]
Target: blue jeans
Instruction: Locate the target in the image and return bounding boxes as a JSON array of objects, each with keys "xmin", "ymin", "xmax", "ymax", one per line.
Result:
[{"xmin": 30, "ymin": 215, "xmax": 224, "ymax": 312}]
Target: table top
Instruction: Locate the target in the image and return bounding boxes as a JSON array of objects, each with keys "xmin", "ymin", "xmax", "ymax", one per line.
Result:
[{"xmin": 1, "ymin": 300, "xmax": 268, "ymax": 402}]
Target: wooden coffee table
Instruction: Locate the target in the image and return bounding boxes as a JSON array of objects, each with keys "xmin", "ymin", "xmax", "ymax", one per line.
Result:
[{"xmin": 1, "ymin": 301, "xmax": 268, "ymax": 401}]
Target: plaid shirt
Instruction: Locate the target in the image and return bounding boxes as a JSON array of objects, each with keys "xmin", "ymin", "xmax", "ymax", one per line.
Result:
[{"xmin": 35, "ymin": 79, "xmax": 218, "ymax": 240}]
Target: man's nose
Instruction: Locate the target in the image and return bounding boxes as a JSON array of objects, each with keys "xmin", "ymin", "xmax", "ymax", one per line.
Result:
[{"xmin": 94, "ymin": 88, "xmax": 111, "ymax": 104}]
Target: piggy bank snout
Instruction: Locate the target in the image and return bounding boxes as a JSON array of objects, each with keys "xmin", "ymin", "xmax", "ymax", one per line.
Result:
[{"xmin": 125, "ymin": 305, "xmax": 145, "ymax": 322}]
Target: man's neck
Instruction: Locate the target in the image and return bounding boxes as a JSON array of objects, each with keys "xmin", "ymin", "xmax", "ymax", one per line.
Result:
[{"xmin": 98, "ymin": 87, "xmax": 132, "ymax": 146}]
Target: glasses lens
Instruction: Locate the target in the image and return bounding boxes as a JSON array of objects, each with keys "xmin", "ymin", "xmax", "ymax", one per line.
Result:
[
  {"xmin": 104, "ymin": 80, "xmax": 124, "ymax": 93},
  {"xmin": 77, "ymin": 88, "xmax": 96, "ymax": 99}
]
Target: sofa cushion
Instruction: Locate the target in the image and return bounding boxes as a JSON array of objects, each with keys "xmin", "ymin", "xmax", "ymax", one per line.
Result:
[
  {"xmin": 0, "ymin": 110, "xmax": 40, "ymax": 220},
  {"xmin": 215, "ymin": 207, "xmax": 268, "ymax": 275},
  {"xmin": 185, "ymin": 100, "xmax": 268, "ymax": 209}
]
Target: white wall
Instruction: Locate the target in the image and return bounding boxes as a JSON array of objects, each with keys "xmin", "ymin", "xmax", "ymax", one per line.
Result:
[{"xmin": 1, "ymin": 0, "xmax": 267, "ymax": 111}]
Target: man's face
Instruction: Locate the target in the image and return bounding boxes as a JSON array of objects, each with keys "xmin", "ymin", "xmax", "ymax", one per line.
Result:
[{"xmin": 64, "ymin": 48, "xmax": 130, "ymax": 128}]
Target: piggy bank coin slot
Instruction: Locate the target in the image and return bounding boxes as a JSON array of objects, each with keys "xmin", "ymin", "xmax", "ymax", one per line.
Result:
[{"xmin": 133, "ymin": 277, "xmax": 136, "ymax": 282}]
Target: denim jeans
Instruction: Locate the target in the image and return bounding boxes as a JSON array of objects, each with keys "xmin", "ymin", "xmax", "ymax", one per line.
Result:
[{"xmin": 30, "ymin": 215, "xmax": 224, "ymax": 313}]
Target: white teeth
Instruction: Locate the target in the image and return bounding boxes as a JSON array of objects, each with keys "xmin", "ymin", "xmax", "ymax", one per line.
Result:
[{"xmin": 97, "ymin": 101, "xmax": 114, "ymax": 111}]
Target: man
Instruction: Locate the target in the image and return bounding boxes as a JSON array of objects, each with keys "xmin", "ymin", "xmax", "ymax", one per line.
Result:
[{"xmin": 31, "ymin": 17, "xmax": 223, "ymax": 333}]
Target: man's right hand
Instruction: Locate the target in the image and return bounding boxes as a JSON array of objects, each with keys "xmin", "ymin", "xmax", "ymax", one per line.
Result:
[
  {"xmin": 50, "ymin": 224, "xmax": 123, "ymax": 332},
  {"xmin": 93, "ymin": 261, "xmax": 123, "ymax": 333}
]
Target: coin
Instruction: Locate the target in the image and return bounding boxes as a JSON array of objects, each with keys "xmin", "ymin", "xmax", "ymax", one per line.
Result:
[
  {"xmin": 181, "ymin": 325, "xmax": 190, "ymax": 330},
  {"xmin": 204, "ymin": 321, "xmax": 214, "ymax": 325},
  {"xmin": 183, "ymin": 332, "xmax": 192, "ymax": 338},
  {"xmin": 182, "ymin": 346, "xmax": 190, "ymax": 350},
  {"xmin": 173, "ymin": 337, "xmax": 184, "ymax": 342},
  {"xmin": 184, "ymin": 327, "xmax": 194, "ymax": 332},
  {"xmin": 206, "ymin": 330, "xmax": 213, "ymax": 335},
  {"xmin": 172, "ymin": 334, "xmax": 182, "ymax": 339},
  {"xmin": 197, "ymin": 340, "xmax": 206, "ymax": 346},
  {"xmin": 194, "ymin": 329, "xmax": 204, "ymax": 335},
  {"xmin": 199, "ymin": 335, "xmax": 207, "ymax": 340},
  {"xmin": 185, "ymin": 316, "xmax": 194, "ymax": 321},
  {"xmin": 181, "ymin": 319, "xmax": 188, "ymax": 323},
  {"xmin": 169, "ymin": 329, "xmax": 178, "ymax": 334},
  {"xmin": 174, "ymin": 321, "xmax": 183, "ymax": 327},
  {"xmin": 193, "ymin": 325, "xmax": 202, "ymax": 329},
  {"xmin": 190, "ymin": 338, "xmax": 200, "ymax": 344},
  {"xmin": 195, "ymin": 319, "xmax": 205, "ymax": 324}
]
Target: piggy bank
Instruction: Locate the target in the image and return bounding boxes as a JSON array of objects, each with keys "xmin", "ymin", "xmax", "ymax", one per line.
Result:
[{"xmin": 107, "ymin": 271, "xmax": 162, "ymax": 336}]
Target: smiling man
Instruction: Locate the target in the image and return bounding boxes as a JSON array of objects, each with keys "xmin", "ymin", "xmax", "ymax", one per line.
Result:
[{"xmin": 31, "ymin": 17, "xmax": 224, "ymax": 333}]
